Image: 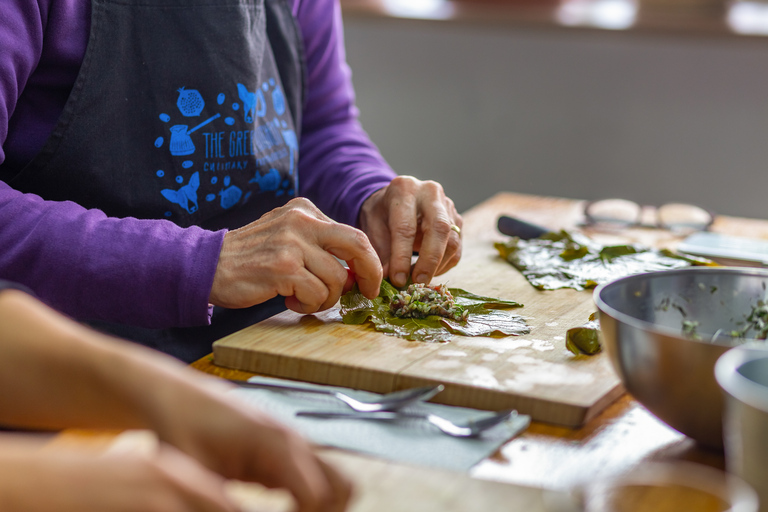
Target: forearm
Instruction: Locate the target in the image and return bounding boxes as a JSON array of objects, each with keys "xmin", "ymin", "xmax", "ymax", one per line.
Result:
[
  {"xmin": 295, "ymin": 0, "xmax": 396, "ymax": 227},
  {"xmin": 0, "ymin": 182, "xmax": 223, "ymax": 328},
  {"xmin": 0, "ymin": 289, "xmax": 228, "ymax": 431},
  {"xmin": 0, "ymin": 435, "xmax": 57, "ymax": 512}
]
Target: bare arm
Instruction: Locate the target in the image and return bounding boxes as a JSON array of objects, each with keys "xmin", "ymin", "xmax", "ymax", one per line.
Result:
[{"xmin": 0, "ymin": 289, "xmax": 351, "ymax": 512}]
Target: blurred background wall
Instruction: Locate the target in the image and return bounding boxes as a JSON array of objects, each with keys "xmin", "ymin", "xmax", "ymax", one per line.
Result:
[{"xmin": 341, "ymin": 13, "xmax": 768, "ymax": 219}]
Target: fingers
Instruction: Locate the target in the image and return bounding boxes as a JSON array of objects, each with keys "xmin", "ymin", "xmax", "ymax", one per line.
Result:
[
  {"xmin": 6, "ymin": 443, "xmax": 239, "ymax": 512},
  {"xmin": 210, "ymin": 197, "xmax": 382, "ymax": 311},
  {"xmin": 318, "ymin": 227, "xmax": 382, "ymax": 301},
  {"xmin": 314, "ymin": 457, "xmax": 353, "ymax": 512},
  {"xmin": 373, "ymin": 177, "xmax": 463, "ymax": 286},
  {"xmin": 283, "ymin": 213, "xmax": 381, "ymax": 311},
  {"xmin": 150, "ymin": 445, "xmax": 239, "ymax": 512},
  {"xmin": 230, "ymin": 420, "xmax": 352, "ymax": 512},
  {"xmin": 281, "ymin": 452, "xmax": 352, "ymax": 512},
  {"xmin": 283, "ymin": 253, "xmax": 346, "ymax": 314},
  {"xmin": 356, "ymin": 191, "xmax": 393, "ymax": 279},
  {"xmin": 385, "ymin": 192, "xmax": 419, "ymax": 288},
  {"xmin": 418, "ymin": 197, "xmax": 462, "ymax": 279}
]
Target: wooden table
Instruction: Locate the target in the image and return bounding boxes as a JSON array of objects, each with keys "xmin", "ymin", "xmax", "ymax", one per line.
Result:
[
  {"xmin": 192, "ymin": 192, "xmax": 768, "ymax": 493},
  {"xmin": 192, "ymin": 352, "xmax": 724, "ymax": 493},
  {"xmin": 46, "ymin": 192, "xmax": 765, "ymax": 512}
]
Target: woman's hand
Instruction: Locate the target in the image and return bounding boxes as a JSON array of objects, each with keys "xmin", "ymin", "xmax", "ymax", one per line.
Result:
[
  {"xmin": 0, "ymin": 288, "xmax": 352, "ymax": 512},
  {"xmin": 152, "ymin": 378, "xmax": 352, "ymax": 512},
  {"xmin": 359, "ymin": 176, "xmax": 463, "ymax": 287},
  {"xmin": 210, "ymin": 197, "xmax": 382, "ymax": 314}
]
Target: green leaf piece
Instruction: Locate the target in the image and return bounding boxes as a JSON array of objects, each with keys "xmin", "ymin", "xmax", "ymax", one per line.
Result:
[
  {"xmin": 495, "ymin": 230, "xmax": 716, "ymax": 291},
  {"xmin": 340, "ymin": 280, "xmax": 530, "ymax": 343},
  {"xmin": 565, "ymin": 312, "xmax": 602, "ymax": 356}
]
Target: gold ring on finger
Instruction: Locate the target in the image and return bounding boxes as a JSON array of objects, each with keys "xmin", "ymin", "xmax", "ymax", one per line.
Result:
[{"xmin": 450, "ymin": 224, "xmax": 461, "ymax": 236}]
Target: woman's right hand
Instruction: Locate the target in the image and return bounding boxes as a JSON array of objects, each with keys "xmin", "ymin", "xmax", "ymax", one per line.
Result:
[{"xmin": 210, "ymin": 197, "xmax": 383, "ymax": 314}]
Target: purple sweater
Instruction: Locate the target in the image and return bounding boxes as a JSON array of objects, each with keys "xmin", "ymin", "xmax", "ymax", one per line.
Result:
[{"xmin": 0, "ymin": 0, "xmax": 396, "ymax": 328}]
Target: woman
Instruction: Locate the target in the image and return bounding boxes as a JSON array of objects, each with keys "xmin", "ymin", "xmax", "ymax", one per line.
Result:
[{"xmin": 0, "ymin": 0, "xmax": 463, "ymax": 362}]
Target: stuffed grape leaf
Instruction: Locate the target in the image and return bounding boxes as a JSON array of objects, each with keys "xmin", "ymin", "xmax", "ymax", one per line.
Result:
[{"xmin": 340, "ymin": 280, "xmax": 530, "ymax": 342}]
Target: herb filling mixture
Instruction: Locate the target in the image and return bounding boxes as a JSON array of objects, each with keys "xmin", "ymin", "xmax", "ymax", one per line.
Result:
[{"xmin": 390, "ymin": 283, "xmax": 469, "ymax": 322}]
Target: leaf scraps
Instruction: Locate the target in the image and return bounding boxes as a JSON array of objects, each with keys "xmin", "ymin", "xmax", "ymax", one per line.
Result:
[{"xmin": 495, "ymin": 230, "xmax": 715, "ymax": 291}]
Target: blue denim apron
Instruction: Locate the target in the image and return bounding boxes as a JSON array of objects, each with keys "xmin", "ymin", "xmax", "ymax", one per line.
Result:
[{"xmin": 9, "ymin": 0, "xmax": 306, "ymax": 361}]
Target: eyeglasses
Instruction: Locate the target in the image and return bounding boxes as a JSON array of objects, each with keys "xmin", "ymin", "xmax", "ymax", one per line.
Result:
[{"xmin": 582, "ymin": 198, "xmax": 715, "ymax": 234}]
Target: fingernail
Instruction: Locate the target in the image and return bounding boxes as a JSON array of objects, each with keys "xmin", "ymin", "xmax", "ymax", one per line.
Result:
[
  {"xmin": 415, "ymin": 274, "xmax": 428, "ymax": 284},
  {"xmin": 395, "ymin": 273, "xmax": 406, "ymax": 285}
]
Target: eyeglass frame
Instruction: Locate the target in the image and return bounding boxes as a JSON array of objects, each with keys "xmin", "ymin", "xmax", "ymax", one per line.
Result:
[{"xmin": 581, "ymin": 199, "xmax": 716, "ymax": 232}]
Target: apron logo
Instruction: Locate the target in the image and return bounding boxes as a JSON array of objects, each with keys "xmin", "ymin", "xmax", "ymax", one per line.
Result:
[
  {"xmin": 237, "ymin": 83, "xmax": 266, "ymax": 123},
  {"xmin": 160, "ymin": 171, "xmax": 200, "ymax": 214},
  {"xmin": 176, "ymin": 87, "xmax": 205, "ymax": 117},
  {"xmin": 153, "ymin": 80, "xmax": 297, "ymax": 217}
]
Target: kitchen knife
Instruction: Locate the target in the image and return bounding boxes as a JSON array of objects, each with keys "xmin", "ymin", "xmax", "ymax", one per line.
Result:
[{"xmin": 497, "ymin": 215, "xmax": 549, "ymax": 240}]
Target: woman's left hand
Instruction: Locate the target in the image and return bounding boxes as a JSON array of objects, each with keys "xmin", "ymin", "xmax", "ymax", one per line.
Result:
[{"xmin": 359, "ymin": 176, "xmax": 463, "ymax": 288}]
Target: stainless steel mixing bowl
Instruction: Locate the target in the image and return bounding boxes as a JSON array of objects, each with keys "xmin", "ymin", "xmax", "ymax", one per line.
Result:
[{"xmin": 594, "ymin": 267, "xmax": 768, "ymax": 450}]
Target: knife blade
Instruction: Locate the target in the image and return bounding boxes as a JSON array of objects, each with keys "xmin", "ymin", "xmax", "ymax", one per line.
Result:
[{"xmin": 497, "ymin": 215, "xmax": 549, "ymax": 240}]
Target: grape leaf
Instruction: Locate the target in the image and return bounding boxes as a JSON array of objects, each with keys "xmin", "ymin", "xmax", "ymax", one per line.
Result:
[
  {"xmin": 340, "ymin": 280, "xmax": 529, "ymax": 342},
  {"xmin": 495, "ymin": 230, "xmax": 716, "ymax": 291}
]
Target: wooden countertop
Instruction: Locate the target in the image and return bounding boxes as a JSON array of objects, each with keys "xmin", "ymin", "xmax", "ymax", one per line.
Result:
[
  {"xmin": 51, "ymin": 192, "xmax": 765, "ymax": 511},
  {"xmin": 189, "ymin": 190, "xmax": 768, "ymax": 493},
  {"xmin": 191, "ymin": 355, "xmax": 724, "ymax": 491}
]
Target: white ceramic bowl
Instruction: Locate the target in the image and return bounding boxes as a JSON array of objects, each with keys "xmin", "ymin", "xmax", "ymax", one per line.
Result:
[{"xmin": 716, "ymin": 347, "xmax": 768, "ymax": 512}]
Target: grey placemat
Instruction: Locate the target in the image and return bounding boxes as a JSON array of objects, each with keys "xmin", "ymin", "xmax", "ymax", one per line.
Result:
[{"xmin": 229, "ymin": 376, "xmax": 530, "ymax": 472}]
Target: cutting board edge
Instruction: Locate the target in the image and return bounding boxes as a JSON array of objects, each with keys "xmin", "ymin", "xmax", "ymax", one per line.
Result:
[
  {"xmin": 581, "ymin": 380, "xmax": 626, "ymax": 424},
  {"xmin": 214, "ymin": 342, "xmax": 625, "ymax": 428},
  {"xmin": 213, "ymin": 342, "xmax": 398, "ymax": 394}
]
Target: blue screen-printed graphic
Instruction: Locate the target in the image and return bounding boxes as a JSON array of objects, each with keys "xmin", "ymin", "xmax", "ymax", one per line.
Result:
[
  {"xmin": 161, "ymin": 171, "xmax": 200, "ymax": 214},
  {"xmin": 154, "ymin": 79, "xmax": 296, "ymax": 217}
]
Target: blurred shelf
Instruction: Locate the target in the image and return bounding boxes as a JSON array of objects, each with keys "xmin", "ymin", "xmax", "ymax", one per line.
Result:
[{"xmin": 341, "ymin": 0, "xmax": 768, "ymax": 41}]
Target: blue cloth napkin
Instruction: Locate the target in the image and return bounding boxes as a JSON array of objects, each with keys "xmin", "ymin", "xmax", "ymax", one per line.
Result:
[{"xmin": 229, "ymin": 376, "xmax": 530, "ymax": 472}]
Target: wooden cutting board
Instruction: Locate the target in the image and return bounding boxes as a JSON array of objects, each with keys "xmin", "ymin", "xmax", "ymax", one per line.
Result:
[{"xmin": 213, "ymin": 193, "xmax": 626, "ymax": 427}]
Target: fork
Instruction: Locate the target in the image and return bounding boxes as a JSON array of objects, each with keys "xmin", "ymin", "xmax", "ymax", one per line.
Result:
[
  {"xmin": 295, "ymin": 409, "xmax": 517, "ymax": 438},
  {"xmin": 229, "ymin": 379, "xmax": 444, "ymax": 413}
]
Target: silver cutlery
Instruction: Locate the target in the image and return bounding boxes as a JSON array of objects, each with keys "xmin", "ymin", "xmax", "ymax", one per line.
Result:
[
  {"xmin": 295, "ymin": 409, "xmax": 517, "ymax": 438},
  {"xmin": 229, "ymin": 379, "xmax": 444, "ymax": 412}
]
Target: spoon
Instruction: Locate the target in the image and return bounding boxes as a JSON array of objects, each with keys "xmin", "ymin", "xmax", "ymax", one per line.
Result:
[
  {"xmin": 229, "ymin": 379, "xmax": 444, "ymax": 412},
  {"xmin": 295, "ymin": 409, "xmax": 517, "ymax": 438}
]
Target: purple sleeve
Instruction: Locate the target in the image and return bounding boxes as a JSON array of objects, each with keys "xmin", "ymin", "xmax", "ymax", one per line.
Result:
[
  {"xmin": 0, "ymin": 182, "xmax": 223, "ymax": 327},
  {"xmin": 293, "ymin": 0, "xmax": 397, "ymax": 227},
  {"xmin": 0, "ymin": 1, "xmax": 222, "ymax": 328}
]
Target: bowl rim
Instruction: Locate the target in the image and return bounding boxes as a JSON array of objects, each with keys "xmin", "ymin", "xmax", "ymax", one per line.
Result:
[
  {"xmin": 584, "ymin": 460, "xmax": 759, "ymax": 512},
  {"xmin": 716, "ymin": 346, "xmax": 768, "ymax": 412},
  {"xmin": 593, "ymin": 266, "xmax": 768, "ymax": 347}
]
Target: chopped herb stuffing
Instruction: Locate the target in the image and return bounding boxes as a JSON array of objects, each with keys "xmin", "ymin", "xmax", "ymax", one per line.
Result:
[
  {"xmin": 340, "ymin": 279, "xmax": 529, "ymax": 342},
  {"xmin": 659, "ymin": 293, "xmax": 768, "ymax": 343},
  {"xmin": 390, "ymin": 283, "xmax": 469, "ymax": 322}
]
